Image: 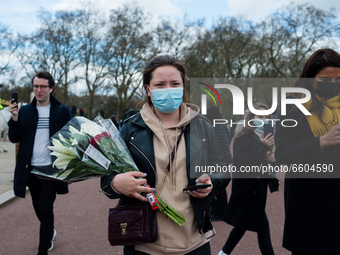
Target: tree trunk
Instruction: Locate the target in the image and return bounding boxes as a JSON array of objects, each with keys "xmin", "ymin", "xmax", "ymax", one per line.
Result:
[
  {"xmin": 88, "ymin": 89, "xmax": 95, "ymax": 119},
  {"xmin": 64, "ymin": 72, "xmax": 69, "ymax": 104}
]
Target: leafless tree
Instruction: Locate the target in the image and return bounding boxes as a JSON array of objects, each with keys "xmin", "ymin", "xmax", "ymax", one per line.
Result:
[
  {"xmin": 15, "ymin": 9, "xmax": 82, "ymax": 105},
  {"xmin": 35, "ymin": 10, "xmax": 83, "ymax": 103},
  {"xmin": 185, "ymin": 17, "xmax": 258, "ymax": 79},
  {"xmin": 283, "ymin": 4, "xmax": 338, "ymax": 77},
  {"xmin": 105, "ymin": 5, "xmax": 154, "ymax": 119},
  {"xmin": 0, "ymin": 23, "xmax": 17, "ymax": 77},
  {"xmin": 3, "ymin": 2, "xmax": 340, "ymax": 117},
  {"xmin": 76, "ymin": 4, "xmax": 113, "ymax": 119}
]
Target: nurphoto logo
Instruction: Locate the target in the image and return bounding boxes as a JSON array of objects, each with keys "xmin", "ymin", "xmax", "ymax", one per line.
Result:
[{"xmin": 195, "ymin": 79, "xmax": 312, "ymax": 128}]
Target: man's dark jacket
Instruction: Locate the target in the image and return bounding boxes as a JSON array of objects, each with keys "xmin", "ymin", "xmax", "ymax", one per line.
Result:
[
  {"xmin": 101, "ymin": 112, "xmax": 230, "ymax": 254},
  {"xmin": 8, "ymin": 95, "xmax": 73, "ymax": 198}
]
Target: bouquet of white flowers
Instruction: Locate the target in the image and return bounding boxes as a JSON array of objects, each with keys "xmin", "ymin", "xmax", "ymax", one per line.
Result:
[{"xmin": 32, "ymin": 115, "xmax": 186, "ymax": 226}]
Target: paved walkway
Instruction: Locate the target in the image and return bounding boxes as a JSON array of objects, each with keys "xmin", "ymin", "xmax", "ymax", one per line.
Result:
[
  {"xmin": 0, "ymin": 140, "xmax": 290, "ymax": 254},
  {"xmin": 0, "ymin": 141, "xmax": 18, "ymax": 207}
]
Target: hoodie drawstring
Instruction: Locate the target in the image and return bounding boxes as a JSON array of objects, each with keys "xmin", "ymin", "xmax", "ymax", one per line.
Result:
[
  {"xmin": 160, "ymin": 122, "xmax": 175, "ymax": 190},
  {"xmin": 172, "ymin": 128, "xmax": 179, "ymax": 190}
]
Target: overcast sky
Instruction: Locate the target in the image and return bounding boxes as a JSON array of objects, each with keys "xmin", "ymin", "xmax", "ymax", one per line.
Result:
[{"xmin": 1, "ymin": 0, "xmax": 339, "ymax": 35}]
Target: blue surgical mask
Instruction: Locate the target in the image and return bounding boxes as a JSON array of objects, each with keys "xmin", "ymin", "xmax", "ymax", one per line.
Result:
[
  {"xmin": 253, "ymin": 118, "xmax": 269, "ymax": 131},
  {"xmin": 148, "ymin": 87, "xmax": 183, "ymax": 113}
]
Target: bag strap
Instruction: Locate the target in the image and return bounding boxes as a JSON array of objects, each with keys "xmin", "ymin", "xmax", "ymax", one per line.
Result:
[
  {"xmin": 167, "ymin": 125, "xmax": 187, "ymax": 171},
  {"xmin": 158, "ymin": 125, "xmax": 186, "ymax": 194}
]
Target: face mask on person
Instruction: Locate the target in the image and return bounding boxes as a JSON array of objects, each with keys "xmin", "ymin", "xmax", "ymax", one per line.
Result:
[
  {"xmin": 315, "ymin": 81, "xmax": 340, "ymax": 99},
  {"xmin": 253, "ymin": 118, "xmax": 269, "ymax": 131},
  {"xmin": 148, "ymin": 86, "xmax": 183, "ymax": 113}
]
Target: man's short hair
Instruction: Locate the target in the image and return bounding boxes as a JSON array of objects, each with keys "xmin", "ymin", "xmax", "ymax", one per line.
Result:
[{"xmin": 32, "ymin": 71, "xmax": 55, "ymax": 88}]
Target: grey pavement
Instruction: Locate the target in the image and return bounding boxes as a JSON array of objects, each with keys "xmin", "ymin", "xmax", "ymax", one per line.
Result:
[
  {"xmin": 0, "ymin": 141, "xmax": 19, "ymax": 207},
  {"xmin": 0, "ymin": 140, "xmax": 290, "ymax": 254}
]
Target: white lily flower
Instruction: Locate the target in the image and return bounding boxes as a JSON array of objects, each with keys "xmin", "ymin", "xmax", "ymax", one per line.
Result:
[
  {"xmin": 80, "ymin": 122, "xmax": 103, "ymax": 137},
  {"xmin": 52, "ymin": 155, "xmax": 77, "ymax": 170},
  {"xmin": 70, "ymin": 138, "xmax": 78, "ymax": 146},
  {"xmin": 69, "ymin": 126, "xmax": 84, "ymax": 135},
  {"xmin": 58, "ymin": 133, "xmax": 68, "ymax": 144},
  {"xmin": 50, "ymin": 150, "xmax": 78, "ymax": 169},
  {"xmin": 48, "ymin": 138, "xmax": 78, "ymax": 157},
  {"xmin": 50, "ymin": 151, "xmax": 76, "ymax": 159}
]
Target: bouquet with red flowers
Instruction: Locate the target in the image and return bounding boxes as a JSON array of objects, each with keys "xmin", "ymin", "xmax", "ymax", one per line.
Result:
[{"xmin": 32, "ymin": 115, "xmax": 186, "ymax": 226}]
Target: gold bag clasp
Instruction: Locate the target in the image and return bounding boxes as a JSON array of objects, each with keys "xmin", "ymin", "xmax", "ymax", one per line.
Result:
[{"xmin": 120, "ymin": 223, "xmax": 127, "ymax": 235}]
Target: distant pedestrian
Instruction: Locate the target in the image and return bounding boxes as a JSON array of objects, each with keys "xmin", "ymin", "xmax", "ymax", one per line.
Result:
[
  {"xmin": 275, "ymin": 48, "xmax": 340, "ymax": 255},
  {"xmin": 219, "ymin": 102, "xmax": 275, "ymax": 255},
  {"xmin": 111, "ymin": 114, "xmax": 120, "ymax": 130},
  {"xmin": 229, "ymin": 109, "xmax": 249, "ymax": 157},
  {"xmin": 8, "ymin": 71, "xmax": 73, "ymax": 255}
]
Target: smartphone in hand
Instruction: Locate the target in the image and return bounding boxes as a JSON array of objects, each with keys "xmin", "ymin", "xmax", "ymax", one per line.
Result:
[
  {"xmin": 11, "ymin": 92, "xmax": 18, "ymax": 108},
  {"xmin": 264, "ymin": 123, "xmax": 274, "ymax": 137},
  {"xmin": 183, "ymin": 184, "xmax": 211, "ymax": 191}
]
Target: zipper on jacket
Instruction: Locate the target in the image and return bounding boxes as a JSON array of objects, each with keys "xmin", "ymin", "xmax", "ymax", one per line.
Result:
[
  {"xmin": 194, "ymin": 124, "xmax": 199, "ymax": 135},
  {"xmin": 202, "ymin": 145, "xmax": 206, "ymax": 165},
  {"xmin": 196, "ymin": 123, "xmax": 207, "ymax": 165},
  {"xmin": 189, "ymin": 123, "xmax": 207, "ymax": 165},
  {"xmin": 130, "ymin": 141, "xmax": 156, "ymax": 174}
]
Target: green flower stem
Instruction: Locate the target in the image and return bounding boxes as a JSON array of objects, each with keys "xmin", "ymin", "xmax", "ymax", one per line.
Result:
[
  {"xmin": 154, "ymin": 193, "xmax": 186, "ymax": 226},
  {"xmin": 159, "ymin": 200, "xmax": 186, "ymax": 222}
]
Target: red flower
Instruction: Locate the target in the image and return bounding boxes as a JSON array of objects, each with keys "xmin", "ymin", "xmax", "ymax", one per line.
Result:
[{"xmin": 90, "ymin": 132, "xmax": 111, "ymax": 148}]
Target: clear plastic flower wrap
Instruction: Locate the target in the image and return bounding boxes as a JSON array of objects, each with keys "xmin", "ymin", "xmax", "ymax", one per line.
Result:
[
  {"xmin": 31, "ymin": 114, "xmax": 186, "ymax": 226},
  {"xmin": 32, "ymin": 115, "xmax": 137, "ymax": 182}
]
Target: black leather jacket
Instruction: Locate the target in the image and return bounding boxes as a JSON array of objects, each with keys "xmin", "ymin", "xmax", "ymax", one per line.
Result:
[{"xmin": 101, "ymin": 112, "xmax": 230, "ymax": 240}]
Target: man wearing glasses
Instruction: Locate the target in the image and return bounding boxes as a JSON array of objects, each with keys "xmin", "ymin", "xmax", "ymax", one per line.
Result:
[{"xmin": 8, "ymin": 71, "xmax": 73, "ymax": 255}]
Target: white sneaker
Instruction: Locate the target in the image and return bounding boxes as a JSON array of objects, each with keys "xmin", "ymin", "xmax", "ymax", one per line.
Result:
[
  {"xmin": 52, "ymin": 229, "xmax": 57, "ymax": 241},
  {"xmin": 218, "ymin": 250, "xmax": 229, "ymax": 255},
  {"xmin": 48, "ymin": 241, "xmax": 54, "ymax": 251},
  {"xmin": 47, "ymin": 229, "xmax": 56, "ymax": 251}
]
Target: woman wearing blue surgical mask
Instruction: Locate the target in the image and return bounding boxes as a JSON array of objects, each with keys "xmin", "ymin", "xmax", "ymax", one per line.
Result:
[
  {"xmin": 101, "ymin": 55, "xmax": 230, "ymax": 255},
  {"xmin": 218, "ymin": 102, "xmax": 276, "ymax": 255}
]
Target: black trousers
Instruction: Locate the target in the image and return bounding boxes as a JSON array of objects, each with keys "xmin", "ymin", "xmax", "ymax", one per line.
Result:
[
  {"xmin": 222, "ymin": 214, "xmax": 274, "ymax": 255},
  {"xmin": 27, "ymin": 172, "xmax": 56, "ymax": 255},
  {"xmin": 130, "ymin": 242, "xmax": 211, "ymax": 255}
]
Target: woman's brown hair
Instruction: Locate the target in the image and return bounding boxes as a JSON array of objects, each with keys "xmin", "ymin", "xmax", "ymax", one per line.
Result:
[
  {"xmin": 292, "ymin": 48, "xmax": 340, "ymax": 120},
  {"xmin": 139, "ymin": 55, "xmax": 189, "ymax": 106}
]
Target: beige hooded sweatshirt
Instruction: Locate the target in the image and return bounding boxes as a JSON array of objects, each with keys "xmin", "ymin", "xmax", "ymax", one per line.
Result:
[{"xmin": 135, "ymin": 103, "xmax": 209, "ymax": 255}]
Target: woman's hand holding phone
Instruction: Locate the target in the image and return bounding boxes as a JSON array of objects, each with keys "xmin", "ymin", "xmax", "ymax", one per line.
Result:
[
  {"xmin": 184, "ymin": 173, "xmax": 213, "ymax": 198},
  {"xmin": 261, "ymin": 133, "xmax": 275, "ymax": 148}
]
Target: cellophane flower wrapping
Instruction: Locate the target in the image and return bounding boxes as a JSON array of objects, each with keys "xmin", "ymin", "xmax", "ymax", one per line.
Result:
[
  {"xmin": 32, "ymin": 114, "xmax": 186, "ymax": 226},
  {"xmin": 31, "ymin": 115, "xmax": 138, "ymax": 182}
]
